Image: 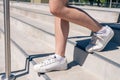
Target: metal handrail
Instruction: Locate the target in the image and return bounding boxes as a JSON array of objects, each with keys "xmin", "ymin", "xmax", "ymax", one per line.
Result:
[{"xmin": 1, "ymin": 0, "xmax": 15, "ymax": 80}]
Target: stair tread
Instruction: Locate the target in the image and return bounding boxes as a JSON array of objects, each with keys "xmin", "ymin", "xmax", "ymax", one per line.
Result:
[
  {"xmin": 0, "ymin": 4, "xmax": 120, "ymax": 80},
  {"xmin": 3, "ymin": 12, "xmax": 120, "ymax": 66},
  {"xmin": 8, "ymin": 2, "xmax": 120, "ymax": 23},
  {"xmin": 10, "ymin": 12, "xmax": 91, "ymax": 38},
  {"xmin": 0, "ymin": 14, "xmax": 101, "ymax": 80},
  {"xmin": 0, "ymin": 24, "xmax": 46, "ymax": 80},
  {"xmin": 46, "ymin": 65, "xmax": 101, "ymax": 80},
  {"xmin": 0, "ymin": 27, "xmax": 100, "ymax": 80}
]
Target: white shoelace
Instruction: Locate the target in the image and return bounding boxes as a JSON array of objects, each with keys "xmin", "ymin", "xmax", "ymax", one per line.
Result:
[
  {"xmin": 39, "ymin": 55, "xmax": 57, "ymax": 67},
  {"xmin": 90, "ymin": 33, "xmax": 104, "ymax": 45}
]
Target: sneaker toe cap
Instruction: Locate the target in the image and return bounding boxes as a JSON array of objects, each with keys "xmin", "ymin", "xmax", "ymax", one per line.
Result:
[
  {"xmin": 86, "ymin": 45, "xmax": 94, "ymax": 52},
  {"xmin": 86, "ymin": 45, "xmax": 102, "ymax": 52},
  {"xmin": 34, "ymin": 64, "xmax": 40, "ymax": 72},
  {"xmin": 34, "ymin": 64, "xmax": 47, "ymax": 73}
]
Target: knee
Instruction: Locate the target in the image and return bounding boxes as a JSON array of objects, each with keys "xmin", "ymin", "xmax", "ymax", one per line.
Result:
[{"xmin": 50, "ymin": 7, "xmax": 62, "ymax": 16}]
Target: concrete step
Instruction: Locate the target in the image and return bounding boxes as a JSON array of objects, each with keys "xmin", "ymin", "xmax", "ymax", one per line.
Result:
[
  {"xmin": 0, "ymin": 18, "xmax": 100, "ymax": 80},
  {"xmin": 0, "ymin": 1, "xmax": 113, "ymax": 36},
  {"xmin": 0, "ymin": 2, "xmax": 120, "ymax": 44},
  {"xmin": 0, "ymin": 11, "xmax": 119, "ymax": 80},
  {"xmin": 0, "ymin": 30, "xmax": 45, "ymax": 80},
  {"xmin": 0, "ymin": 2, "xmax": 120, "ymax": 80},
  {"xmin": 70, "ymin": 5, "xmax": 120, "ymax": 23},
  {"xmin": 45, "ymin": 65, "xmax": 101, "ymax": 80},
  {"xmin": 73, "ymin": 37, "xmax": 120, "ymax": 80},
  {"xmin": 0, "ymin": 1, "xmax": 119, "ymax": 23},
  {"xmin": 8, "ymin": 4, "xmax": 91, "ymax": 35},
  {"xmin": 3, "ymin": 8, "xmax": 119, "ymax": 46}
]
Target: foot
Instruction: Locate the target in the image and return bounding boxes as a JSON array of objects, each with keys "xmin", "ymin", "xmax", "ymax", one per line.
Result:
[
  {"xmin": 34, "ymin": 54, "xmax": 68, "ymax": 73},
  {"xmin": 86, "ymin": 25, "xmax": 114, "ymax": 52}
]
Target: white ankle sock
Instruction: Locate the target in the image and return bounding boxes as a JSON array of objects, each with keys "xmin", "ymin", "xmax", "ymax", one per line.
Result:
[
  {"xmin": 54, "ymin": 54, "xmax": 65, "ymax": 61},
  {"xmin": 97, "ymin": 26, "xmax": 107, "ymax": 34}
]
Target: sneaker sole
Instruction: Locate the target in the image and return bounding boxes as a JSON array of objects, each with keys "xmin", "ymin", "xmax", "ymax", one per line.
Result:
[
  {"xmin": 34, "ymin": 63, "xmax": 68, "ymax": 73},
  {"xmin": 38, "ymin": 66, "xmax": 68, "ymax": 73}
]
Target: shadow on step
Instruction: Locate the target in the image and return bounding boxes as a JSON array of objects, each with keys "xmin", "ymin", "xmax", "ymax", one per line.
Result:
[
  {"xmin": 29, "ymin": 53, "xmax": 54, "ymax": 61},
  {"xmin": 68, "ymin": 61, "xmax": 79, "ymax": 69},
  {"xmin": 101, "ymin": 23, "xmax": 120, "ymax": 30},
  {"xmin": 0, "ymin": 38, "xmax": 53, "ymax": 79},
  {"xmin": 14, "ymin": 53, "xmax": 53, "ymax": 78},
  {"xmin": 0, "ymin": 53, "xmax": 53, "ymax": 79},
  {"xmin": 73, "ymin": 37, "xmax": 120, "ymax": 66},
  {"xmin": 0, "ymin": 56, "xmax": 30, "ymax": 79}
]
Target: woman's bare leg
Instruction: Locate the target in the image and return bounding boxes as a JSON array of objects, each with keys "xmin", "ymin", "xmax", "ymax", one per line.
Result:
[
  {"xmin": 49, "ymin": 0, "xmax": 102, "ymax": 32},
  {"xmin": 55, "ymin": 17, "xmax": 69, "ymax": 57},
  {"xmin": 50, "ymin": 0, "xmax": 102, "ymax": 56},
  {"xmin": 34, "ymin": 0, "xmax": 114, "ymax": 73}
]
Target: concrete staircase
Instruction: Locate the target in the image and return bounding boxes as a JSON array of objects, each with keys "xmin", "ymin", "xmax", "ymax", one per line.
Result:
[{"xmin": 0, "ymin": 1, "xmax": 120, "ymax": 80}]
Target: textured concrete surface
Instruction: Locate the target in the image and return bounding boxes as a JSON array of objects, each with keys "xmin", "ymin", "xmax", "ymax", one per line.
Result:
[
  {"xmin": 0, "ymin": 1, "xmax": 119, "ymax": 23},
  {"xmin": 0, "ymin": 1, "xmax": 120, "ymax": 80},
  {"xmin": 0, "ymin": 14, "xmax": 100, "ymax": 80},
  {"xmin": 47, "ymin": 65, "xmax": 101, "ymax": 80}
]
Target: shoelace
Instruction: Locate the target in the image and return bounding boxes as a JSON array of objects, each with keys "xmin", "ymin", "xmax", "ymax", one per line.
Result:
[
  {"xmin": 90, "ymin": 33, "xmax": 104, "ymax": 45},
  {"xmin": 39, "ymin": 55, "xmax": 57, "ymax": 67}
]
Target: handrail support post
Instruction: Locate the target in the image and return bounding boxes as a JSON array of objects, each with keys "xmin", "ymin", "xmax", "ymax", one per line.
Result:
[{"xmin": 1, "ymin": 0, "xmax": 15, "ymax": 80}]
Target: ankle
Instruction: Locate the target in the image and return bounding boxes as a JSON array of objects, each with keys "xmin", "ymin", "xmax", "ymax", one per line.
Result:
[
  {"xmin": 97, "ymin": 26, "xmax": 107, "ymax": 34},
  {"xmin": 54, "ymin": 53, "xmax": 65, "ymax": 61}
]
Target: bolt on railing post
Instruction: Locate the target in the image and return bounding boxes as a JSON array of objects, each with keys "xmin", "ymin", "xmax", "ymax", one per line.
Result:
[{"xmin": 1, "ymin": 0, "xmax": 15, "ymax": 80}]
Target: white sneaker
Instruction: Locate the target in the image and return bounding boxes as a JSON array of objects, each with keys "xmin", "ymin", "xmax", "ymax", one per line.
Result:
[
  {"xmin": 34, "ymin": 55, "xmax": 67, "ymax": 73},
  {"xmin": 86, "ymin": 25, "xmax": 114, "ymax": 52}
]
